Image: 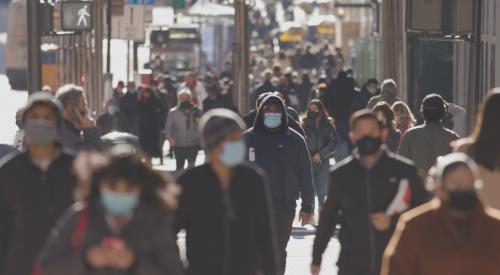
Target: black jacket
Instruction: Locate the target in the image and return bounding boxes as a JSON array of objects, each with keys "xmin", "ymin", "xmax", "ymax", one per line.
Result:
[
  {"xmin": 176, "ymin": 163, "xmax": 278, "ymax": 275},
  {"xmin": 243, "ymin": 95, "xmax": 314, "ymax": 213},
  {"xmin": 255, "ymin": 81, "xmax": 277, "ymax": 99},
  {"xmin": 0, "ymin": 151, "xmax": 76, "ymax": 275},
  {"xmin": 40, "ymin": 202, "xmax": 183, "ymax": 275},
  {"xmin": 312, "ymin": 151, "xmax": 429, "ymax": 274},
  {"xmin": 302, "ymin": 118, "xmax": 339, "ymax": 166}
]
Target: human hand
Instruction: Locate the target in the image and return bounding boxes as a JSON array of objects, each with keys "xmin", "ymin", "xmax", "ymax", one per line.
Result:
[
  {"xmin": 311, "ymin": 264, "xmax": 321, "ymax": 275},
  {"xmin": 299, "ymin": 211, "xmax": 312, "ymax": 226},
  {"xmin": 312, "ymin": 154, "xmax": 321, "ymax": 164},
  {"xmin": 107, "ymin": 246, "xmax": 135, "ymax": 270},
  {"xmin": 370, "ymin": 212, "xmax": 391, "ymax": 231},
  {"xmin": 86, "ymin": 246, "xmax": 113, "ymax": 269}
]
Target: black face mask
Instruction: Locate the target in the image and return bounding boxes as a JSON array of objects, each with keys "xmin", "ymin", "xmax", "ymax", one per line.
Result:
[
  {"xmin": 448, "ymin": 190, "xmax": 479, "ymax": 212},
  {"xmin": 307, "ymin": 111, "xmax": 320, "ymax": 120},
  {"xmin": 180, "ymin": 101, "xmax": 192, "ymax": 110},
  {"xmin": 355, "ymin": 136, "xmax": 382, "ymax": 156}
]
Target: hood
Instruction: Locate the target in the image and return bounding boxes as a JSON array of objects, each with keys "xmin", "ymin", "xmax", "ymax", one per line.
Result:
[{"xmin": 253, "ymin": 94, "xmax": 289, "ymax": 133}]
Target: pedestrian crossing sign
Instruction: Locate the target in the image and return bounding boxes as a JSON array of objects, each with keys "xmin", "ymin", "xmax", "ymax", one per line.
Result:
[{"xmin": 61, "ymin": 1, "xmax": 94, "ymax": 31}]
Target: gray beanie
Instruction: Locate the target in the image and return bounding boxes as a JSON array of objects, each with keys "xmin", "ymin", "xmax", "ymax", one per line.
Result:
[{"xmin": 198, "ymin": 109, "xmax": 246, "ymax": 152}]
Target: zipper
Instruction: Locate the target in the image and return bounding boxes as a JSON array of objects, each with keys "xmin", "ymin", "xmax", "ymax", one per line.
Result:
[{"xmin": 365, "ymin": 171, "xmax": 376, "ymax": 273}]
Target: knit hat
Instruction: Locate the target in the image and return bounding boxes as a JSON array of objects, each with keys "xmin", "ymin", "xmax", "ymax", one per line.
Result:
[
  {"xmin": 22, "ymin": 92, "xmax": 63, "ymax": 126},
  {"xmin": 198, "ymin": 109, "xmax": 246, "ymax": 152},
  {"xmin": 434, "ymin": 153, "xmax": 481, "ymax": 189}
]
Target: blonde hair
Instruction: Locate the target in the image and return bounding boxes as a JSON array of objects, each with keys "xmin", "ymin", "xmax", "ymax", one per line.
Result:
[{"xmin": 392, "ymin": 101, "xmax": 416, "ymax": 126}]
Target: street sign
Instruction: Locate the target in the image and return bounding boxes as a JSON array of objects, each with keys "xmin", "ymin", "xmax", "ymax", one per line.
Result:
[
  {"xmin": 61, "ymin": 1, "xmax": 93, "ymax": 31},
  {"xmin": 126, "ymin": 0, "xmax": 155, "ymax": 5},
  {"xmin": 104, "ymin": 5, "xmax": 146, "ymax": 41}
]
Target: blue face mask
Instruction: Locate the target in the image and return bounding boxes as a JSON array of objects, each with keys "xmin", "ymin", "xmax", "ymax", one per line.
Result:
[
  {"xmin": 263, "ymin": 113, "xmax": 282, "ymax": 128},
  {"xmin": 219, "ymin": 140, "xmax": 246, "ymax": 167},
  {"xmin": 100, "ymin": 190, "xmax": 140, "ymax": 217},
  {"xmin": 107, "ymin": 105, "xmax": 119, "ymax": 115}
]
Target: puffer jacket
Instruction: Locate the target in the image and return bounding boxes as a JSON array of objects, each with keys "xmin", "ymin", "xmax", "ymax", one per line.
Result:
[
  {"xmin": 302, "ymin": 117, "xmax": 339, "ymax": 165},
  {"xmin": 164, "ymin": 106, "xmax": 201, "ymax": 147}
]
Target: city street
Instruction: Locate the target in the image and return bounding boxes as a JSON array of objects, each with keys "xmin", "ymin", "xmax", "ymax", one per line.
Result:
[{"xmin": 0, "ymin": 76, "xmax": 339, "ymax": 275}]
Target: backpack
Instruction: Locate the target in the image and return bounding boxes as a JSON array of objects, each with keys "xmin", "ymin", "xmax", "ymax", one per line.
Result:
[{"xmin": 32, "ymin": 207, "xmax": 90, "ymax": 275}]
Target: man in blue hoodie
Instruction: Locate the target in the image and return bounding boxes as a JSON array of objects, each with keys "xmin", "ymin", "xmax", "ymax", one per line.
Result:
[{"xmin": 243, "ymin": 94, "xmax": 314, "ymax": 274}]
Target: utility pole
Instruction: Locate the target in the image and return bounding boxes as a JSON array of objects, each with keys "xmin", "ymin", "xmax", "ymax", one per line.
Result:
[
  {"xmin": 233, "ymin": 0, "xmax": 250, "ymax": 114},
  {"xmin": 106, "ymin": 0, "xmax": 112, "ymax": 73},
  {"xmin": 27, "ymin": 0, "xmax": 42, "ymax": 93}
]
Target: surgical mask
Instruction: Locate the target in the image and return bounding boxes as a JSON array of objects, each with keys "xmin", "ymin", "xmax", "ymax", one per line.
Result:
[
  {"xmin": 25, "ymin": 119, "xmax": 58, "ymax": 147},
  {"xmin": 219, "ymin": 140, "xmax": 246, "ymax": 167},
  {"xmin": 263, "ymin": 113, "xmax": 282, "ymax": 128},
  {"xmin": 107, "ymin": 105, "xmax": 119, "ymax": 115},
  {"xmin": 355, "ymin": 136, "xmax": 382, "ymax": 156},
  {"xmin": 367, "ymin": 87, "xmax": 377, "ymax": 94},
  {"xmin": 180, "ymin": 101, "xmax": 192, "ymax": 110},
  {"xmin": 307, "ymin": 111, "xmax": 320, "ymax": 120},
  {"xmin": 100, "ymin": 189, "xmax": 140, "ymax": 217},
  {"xmin": 448, "ymin": 190, "xmax": 479, "ymax": 212}
]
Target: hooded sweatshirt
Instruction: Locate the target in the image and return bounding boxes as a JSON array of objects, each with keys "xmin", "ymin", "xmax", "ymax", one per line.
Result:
[{"xmin": 243, "ymin": 95, "xmax": 314, "ymax": 213}]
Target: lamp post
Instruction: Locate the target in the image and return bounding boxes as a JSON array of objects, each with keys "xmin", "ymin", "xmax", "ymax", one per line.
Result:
[{"xmin": 27, "ymin": 0, "xmax": 42, "ymax": 93}]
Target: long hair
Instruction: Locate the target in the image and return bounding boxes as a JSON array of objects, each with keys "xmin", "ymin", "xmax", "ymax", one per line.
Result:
[
  {"xmin": 73, "ymin": 151, "xmax": 178, "ymax": 209},
  {"xmin": 304, "ymin": 99, "xmax": 335, "ymax": 127},
  {"xmin": 392, "ymin": 101, "xmax": 416, "ymax": 128},
  {"xmin": 373, "ymin": 102, "xmax": 396, "ymax": 131},
  {"xmin": 471, "ymin": 91, "xmax": 500, "ymax": 170}
]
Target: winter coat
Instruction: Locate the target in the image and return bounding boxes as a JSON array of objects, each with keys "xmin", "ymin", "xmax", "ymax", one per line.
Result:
[
  {"xmin": 243, "ymin": 95, "xmax": 314, "ymax": 213},
  {"xmin": 386, "ymin": 129, "xmax": 402, "ymax": 153},
  {"xmin": 0, "ymin": 150, "xmax": 76, "ymax": 275},
  {"xmin": 455, "ymin": 140, "xmax": 500, "ymax": 210},
  {"xmin": 176, "ymin": 163, "xmax": 279, "ymax": 275},
  {"xmin": 59, "ymin": 120, "xmax": 101, "ymax": 152},
  {"xmin": 164, "ymin": 106, "xmax": 201, "ymax": 148},
  {"xmin": 302, "ymin": 118, "xmax": 339, "ymax": 169},
  {"xmin": 312, "ymin": 151, "xmax": 429, "ymax": 275},
  {"xmin": 382, "ymin": 199, "xmax": 500, "ymax": 275},
  {"xmin": 399, "ymin": 122, "xmax": 459, "ymax": 175},
  {"xmin": 118, "ymin": 92, "xmax": 139, "ymax": 135},
  {"xmin": 350, "ymin": 87, "xmax": 377, "ymax": 114},
  {"xmin": 137, "ymin": 98, "xmax": 163, "ymax": 157},
  {"xmin": 40, "ymin": 202, "xmax": 184, "ymax": 275}
]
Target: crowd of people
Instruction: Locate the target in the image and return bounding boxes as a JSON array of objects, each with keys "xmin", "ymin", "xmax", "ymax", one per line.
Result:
[{"xmin": 1, "ymin": 38, "xmax": 500, "ymax": 275}]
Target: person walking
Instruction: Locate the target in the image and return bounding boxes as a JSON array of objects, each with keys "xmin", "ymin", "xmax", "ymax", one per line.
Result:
[
  {"xmin": 39, "ymin": 152, "xmax": 184, "ymax": 275},
  {"xmin": 96, "ymin": 99, "xmax": 119, "ymax": 135},
  {"xmin": 350, "ymin": 78, "xmax": 379, "ymax": 113},
  {"xmin": 454, "ymin": 91, "xmax": 500, "ymax": 210},
  {"xmin": 137, "ymin": 88, "xmax": 163, "ymax": 160},
  {"xmin": 202, "ymin": 80, "xmax": 237, "ymax": 113},
  {"xmin": 311, "ymin": 110, "xmax": 429, "ymax": 275},
  {"xmin": 177, "ymin": 73, "xmax": 207, "ymax": 108},
  {"xmin": 381, "ymin": 153, "xmax": 500, "ymax": 275},
  {"xmin": 56, "ymin": 84, "xmax": 101, "ymax": 151},
  {"xmin": 367, "ymin": 79, "xmax": 398, "ymax": 109},
  {"xmin": 117, "ymin": 83, "xmax": 139, "ymax": 135},
  {"xmin": 302, "ymin": 100, "xmax": 339, "ymax": 209},
  {"xmin": 321, "ymin": 71, "xmax": 355, "ymax": 162},
  {"xmin": 0, "ymin": 93, "xmax": 76, "ymax": 275},
  {"xmin": 254, "ymin": 70, "xmax": 277, "ymax": 99},
  {"xmin": 392, "ymin": 101, "xmax": 416, "ymax": 136},
  {"xmin": 165, "ymin": 90, "xmax": 201, "ymax": 171},
  {"xmin": 399, "ymin": 94, "xmax": 459, "ymax": 175},
  {"xmin": 372, "ymin": 102, "xmax": 401, "ymax": 153},
  {"xmin": 297, "ymin": 72, "xmax": 314, "ymax": 113},
  {"xmin": 176, "ymin": 109, "xmax": 279, "ymax": 275},
  {"xmin": 243, "ymin": 94, "xmax": 314, "ymax": 274}
]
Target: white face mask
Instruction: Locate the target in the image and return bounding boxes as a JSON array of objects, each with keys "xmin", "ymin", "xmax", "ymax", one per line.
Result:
[{"xmin": 219, "ymin": 140, "xmax": 246, "ymax": 167}]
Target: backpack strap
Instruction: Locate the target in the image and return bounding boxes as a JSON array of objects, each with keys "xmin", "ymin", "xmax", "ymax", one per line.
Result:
[{"xmin": 70, "ymin": 206, "xmax": 90, "ymax": 251}]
